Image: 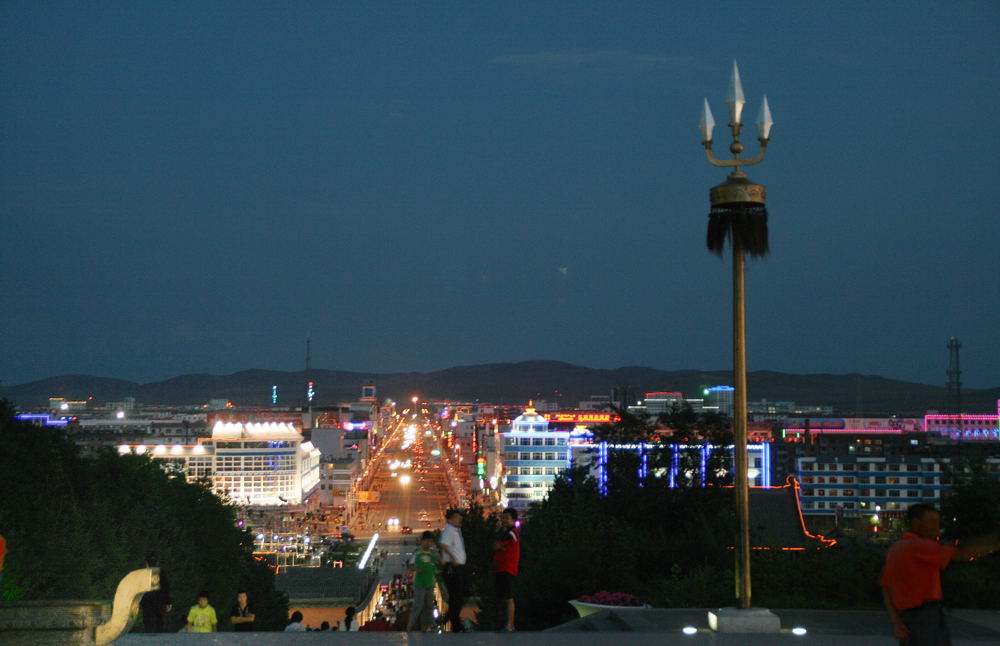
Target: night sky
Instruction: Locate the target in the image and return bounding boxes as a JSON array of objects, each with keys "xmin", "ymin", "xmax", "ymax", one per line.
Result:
[{"xmin": 2, "ymin": 2, "xmax": 998, "ymax": 388}]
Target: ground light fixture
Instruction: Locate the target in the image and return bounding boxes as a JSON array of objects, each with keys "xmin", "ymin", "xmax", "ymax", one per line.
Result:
[
  {"xmin": 791, "ymin": 627, "xmax": 808, "ymax": 636},
  {"xmin": 682, "ymin": 626, "xmax": 699, "ymax": 635}
]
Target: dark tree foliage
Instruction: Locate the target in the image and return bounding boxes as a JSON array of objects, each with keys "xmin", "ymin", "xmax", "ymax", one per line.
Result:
[
  {"xmin": 939, "ymin": 469, "xmax": 1000, "ymax": 609},
  {"xmin": 0, "ymin": 400, "xmax": 289, "ymax": 630}
]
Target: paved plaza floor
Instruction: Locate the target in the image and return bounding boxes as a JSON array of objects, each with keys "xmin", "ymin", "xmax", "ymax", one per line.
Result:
[{"xmin": 117, "ymin": 608, "xmax": 1000, "ymax": 646}]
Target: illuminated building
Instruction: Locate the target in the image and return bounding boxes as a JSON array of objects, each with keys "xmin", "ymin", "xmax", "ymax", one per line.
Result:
[
  {"xmin": 786, "ymin": 402, "xmax": 1000, "ymax": 526},
  {"xmin": 48, "ymin": 397, "xmax": 89, "ymax": 413},
  {"xmin": 703, "ymin": 385, "xmax": 735, "ymax": 417},
  {"xmin": 797, "ymin": 456, "xmax": 949, "ymax": 520},
  {"xmin": 924, "ymin": 401, "xmax": 1000, "ymax": 441},
  {"xmin": 501, "ymin": 403, "xmax": 570, "ymax": 510},
  {"xmin": 118, "ymin": 421, "xmax": 320, "ymax": 506}
]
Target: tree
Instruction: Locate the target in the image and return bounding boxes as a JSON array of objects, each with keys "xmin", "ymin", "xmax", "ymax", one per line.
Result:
[{"xmin": 0, "ymin": 400, "xmax": 289, "ymax": 628}]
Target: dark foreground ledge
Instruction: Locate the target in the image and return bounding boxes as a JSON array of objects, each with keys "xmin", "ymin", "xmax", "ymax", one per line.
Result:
[{"xmin": 117, "ymin": 609, "xmax": 1000, "ymax": 646}]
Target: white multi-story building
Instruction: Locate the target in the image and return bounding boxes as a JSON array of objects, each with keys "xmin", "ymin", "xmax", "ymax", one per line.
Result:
[
  {"xmin": 501, "ymin": 404, "xmax": 571, "ymax": 510},
  {"xmin": 317, "ymin": 455, "xmax": 361, "ymax": 506},
  {"xmin": 118, "ymin": 421, "xmax": 320, "ymax": 506}
]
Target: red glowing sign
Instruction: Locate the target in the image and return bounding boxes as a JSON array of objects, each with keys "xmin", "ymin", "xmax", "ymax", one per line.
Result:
[{"xmin": 543, "ymin": 412, "xmax": 619, "ymax": 423}]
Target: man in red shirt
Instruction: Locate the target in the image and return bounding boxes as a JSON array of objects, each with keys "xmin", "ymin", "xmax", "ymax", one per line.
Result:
[
  {"xmin": 493, "ymin": 508, "xmax": 520, "ymax": 632},
  {"xmin": 880, "ymin": 503, "xmax": 1000, "ymax": 645}
]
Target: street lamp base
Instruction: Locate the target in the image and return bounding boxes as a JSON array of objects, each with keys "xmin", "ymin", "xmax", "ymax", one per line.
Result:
[{"xmin": 708, "ymin": 606, "xmax": 781, "ymax": 633}]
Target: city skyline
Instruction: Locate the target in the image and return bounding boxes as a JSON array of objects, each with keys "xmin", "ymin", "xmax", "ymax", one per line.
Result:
[{"xmin": 3, "ymin": 3, "xmax": 999, "ymax": 388}]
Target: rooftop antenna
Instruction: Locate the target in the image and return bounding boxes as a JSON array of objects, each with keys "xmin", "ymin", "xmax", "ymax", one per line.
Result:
[
  {"xmin": 946, "ymin": 337, "xmax": 962, "ymax": 414},
  {"xmin": 305, "ymin": 335, "xmax": 315, "ymax": 428}
]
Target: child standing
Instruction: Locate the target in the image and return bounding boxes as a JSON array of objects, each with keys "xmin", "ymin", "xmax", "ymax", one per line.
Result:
[
  {"xmin": 407, "ymin": 531, "xmax": 440, "ymax": 631},
  {"xmin": 186, "ymin": 592, "xmax": 218, "ymax": 633}
]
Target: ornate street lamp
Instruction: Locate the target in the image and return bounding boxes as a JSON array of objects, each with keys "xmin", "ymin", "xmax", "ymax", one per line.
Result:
[{"xmin": 700, "ymin": 62, "xmax": 773, "ymax": 614}]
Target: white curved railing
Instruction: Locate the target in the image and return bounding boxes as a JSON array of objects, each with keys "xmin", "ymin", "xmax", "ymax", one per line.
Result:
[{"xmin": 94, "ymin": 567, "xmax": 160, "ymax": 645}]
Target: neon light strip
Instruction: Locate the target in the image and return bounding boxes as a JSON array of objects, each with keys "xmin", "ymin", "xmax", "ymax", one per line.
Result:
[
  {"xmin": 763, "ymin": 443, "xmax": 772, "ymax": 487},
  {"xmin": 784, "ymin": 428, "xmax": 905, "ymax": 435},
  {"xmin": 358, "ymin": 532, "xmax": 379, "ymax": 570},
  {"xmin": 16, "ymin": 414, "xmax": 69, "ymax": 426}
]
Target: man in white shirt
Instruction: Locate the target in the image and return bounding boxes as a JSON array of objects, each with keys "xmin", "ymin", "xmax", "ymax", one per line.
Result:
[{"xmin": 438, "ymin": 509, "xmax": 468, "ymax": 632}]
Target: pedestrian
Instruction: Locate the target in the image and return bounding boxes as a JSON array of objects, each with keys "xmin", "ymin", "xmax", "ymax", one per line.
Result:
[
  {"xmin": 439, "ymin": 509, "xmax": 468, "ymax": 632},
  {"xmin": 319, "ymin": 621, "xmax": 331, "ymax": 631},
  {"xmin": 881, "ymin": 502, "xmax": 1000, "ymax": 645},
  {"xmin": 140, "ymin": 553, "xmax": 172, "ymax": 632},
  {"xmin": 284, "ymin": 610, "xmax": 307, "ymax": 632},
  {"xmin": 340, "ymin": 605, "xmax": 359, "ymax": 631},
  {"xmin": 186, "ymin": 592, "xmax": 218, "ymax": 633},
  {"xmin": 407, "ymin": 530, "xmax": 440, "ymax": 631},
  {"xmin": 492, "ymin": 507, "xmax": 520, "ymax": 632},
  {"xmin": 229, "ymin": 590, "xmax": 255, "ymax": 632}
]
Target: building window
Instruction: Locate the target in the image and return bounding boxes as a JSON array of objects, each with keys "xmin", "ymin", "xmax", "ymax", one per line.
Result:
[{"xmin": 907, "ymin": 490, "xmax": 919, "ymax": 497}]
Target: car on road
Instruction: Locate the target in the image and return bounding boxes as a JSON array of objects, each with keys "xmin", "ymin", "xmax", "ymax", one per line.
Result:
[{"xmin": 401, "ymin": 526, "xmax": 412, "ymax": 534}]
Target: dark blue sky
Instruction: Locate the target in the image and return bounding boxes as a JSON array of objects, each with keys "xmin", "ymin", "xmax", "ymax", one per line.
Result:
[{"xmin": 3, "ymin": 2, "xmax": 999, "ymax": 389}]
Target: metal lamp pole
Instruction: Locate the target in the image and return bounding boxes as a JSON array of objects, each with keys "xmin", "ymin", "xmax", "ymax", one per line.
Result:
[{"xmin": 700, "ymin": 61, "xmax": 773, "ymax": 610}]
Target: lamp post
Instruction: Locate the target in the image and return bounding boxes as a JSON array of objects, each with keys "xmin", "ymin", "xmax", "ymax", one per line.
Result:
[{"xmin": 700, "ymin": 62, "xmax": 773, "ymax": 612}]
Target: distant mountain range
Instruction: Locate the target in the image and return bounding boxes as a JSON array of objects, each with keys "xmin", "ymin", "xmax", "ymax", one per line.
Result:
[{"xmin": 2, "ymin": 361, "xmax": 998, "ymax": 416}]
